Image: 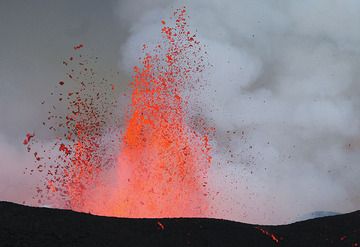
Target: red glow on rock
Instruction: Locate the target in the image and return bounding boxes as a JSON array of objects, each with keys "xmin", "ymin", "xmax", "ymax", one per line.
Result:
[
  {"xmin": 256, "ymin": 227, "xmax": 280, "ymax": 244},
  {"xmin": 340, "ymin": 235, "xmax": 348, "ymax": 241},
  {"xmin": 157, "ymin": 221, "xmax": 165, "ymax": 230}
]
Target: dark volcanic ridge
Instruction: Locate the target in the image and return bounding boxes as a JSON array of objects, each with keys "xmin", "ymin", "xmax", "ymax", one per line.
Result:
[{"xmin": 0, "ymin": 201, "xmax": 359, "ymax": 247}]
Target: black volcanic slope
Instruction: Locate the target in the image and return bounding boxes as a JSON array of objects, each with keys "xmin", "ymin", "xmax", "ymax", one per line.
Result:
[{"xmin": 0, "ymin": 201, "xmax": 359, "ymax": 247}]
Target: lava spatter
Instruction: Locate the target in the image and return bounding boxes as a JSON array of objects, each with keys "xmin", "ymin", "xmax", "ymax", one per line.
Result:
[
  {"xmin": 25, "ymin": 7, "xmax": 213, "ymax": 218},
  {"xmin": 78, "ymin": 7, "xmax": 213, "ymax": 218},
  {"xmin": 24, "ymin": 50, "xmax": 121, "ymax": 207}
]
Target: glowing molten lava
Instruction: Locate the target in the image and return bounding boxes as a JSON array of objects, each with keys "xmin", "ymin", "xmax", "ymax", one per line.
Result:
[
  {"xmin": 84, "ymin": 7, "xmax": 211, "ymax": 217},
  {"xmin": 25, "ymin": 7, "xmax": 212, "ymax": 218}
]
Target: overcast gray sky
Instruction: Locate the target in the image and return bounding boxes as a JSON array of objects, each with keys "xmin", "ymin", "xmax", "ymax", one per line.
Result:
[
  {"xmin": 1, "ymin": 0, "xmax": 360, "ymax": 224},
  {"xmin": 0, "ymin": 0, "xmax": 125, "ymax": 141}
]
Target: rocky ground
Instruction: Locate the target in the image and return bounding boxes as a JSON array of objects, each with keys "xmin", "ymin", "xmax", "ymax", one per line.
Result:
[{"xmin": 0, "ymin": 201, "xmax": 359, "ymax": 247}]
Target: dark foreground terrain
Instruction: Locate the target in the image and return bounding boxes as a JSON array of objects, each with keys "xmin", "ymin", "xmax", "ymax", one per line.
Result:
[{"xmin": 0, "ymin": 201, "xmax": 359, "ymax": 247}]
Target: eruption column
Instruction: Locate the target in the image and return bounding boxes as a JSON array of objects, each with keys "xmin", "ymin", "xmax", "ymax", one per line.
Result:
[
  {"xmin": 25, "ymin": 7, "xmax": 212, "ymax": 218},
  {"xmin": 90, "ymin": 7, "xmax": 212, "ymax": 217}
]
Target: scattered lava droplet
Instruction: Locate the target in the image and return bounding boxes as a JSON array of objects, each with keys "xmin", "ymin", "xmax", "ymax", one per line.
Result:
[
  {"xmin": 23, "ymin": 133, "xmax": 34, "ymax": 145},
  {"xmin": 73, "ymin": 44, "xmax": 84, "ymax": 50}
]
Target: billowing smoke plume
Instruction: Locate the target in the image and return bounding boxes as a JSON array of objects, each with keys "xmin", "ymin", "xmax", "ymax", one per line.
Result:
[{"xmin": 116, "ymin": 0, "xmax": 360, "ymax": 224}]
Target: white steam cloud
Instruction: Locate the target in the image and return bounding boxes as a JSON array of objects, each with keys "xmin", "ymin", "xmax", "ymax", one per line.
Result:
[{"xmin": 116, "ymin": 0, "xmax": 360, "ymax": 224}]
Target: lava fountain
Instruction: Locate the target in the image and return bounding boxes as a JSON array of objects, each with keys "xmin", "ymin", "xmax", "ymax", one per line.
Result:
[{"xmin": 25, "ymin": 7, "xmax": 212, "ymax": 218}]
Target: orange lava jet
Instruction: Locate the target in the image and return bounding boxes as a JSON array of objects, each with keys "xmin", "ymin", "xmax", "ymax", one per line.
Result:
[
  {"xmin": 82, "ymin": 7, "xmax": 212, "ymax": 217},
  {"xmin": 25, "ymin": 7, "xmax": 212, "ymax": 218}
]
